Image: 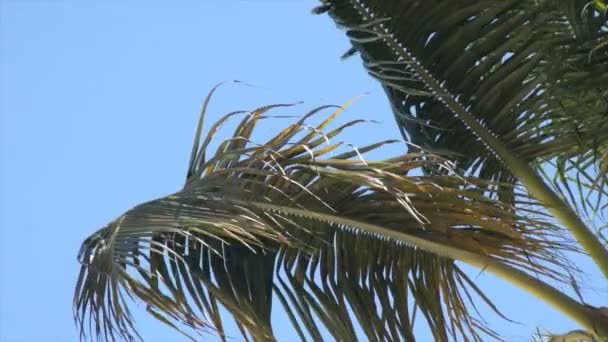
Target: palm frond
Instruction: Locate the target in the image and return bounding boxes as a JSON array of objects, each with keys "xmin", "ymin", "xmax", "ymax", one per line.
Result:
[
  {"xmin": 75, "ymin": 88, "xmax": 578, "ymax": 341},
  {"xmin": 314, "ymin": 0, "xmax": 608, "ymax": 221}
]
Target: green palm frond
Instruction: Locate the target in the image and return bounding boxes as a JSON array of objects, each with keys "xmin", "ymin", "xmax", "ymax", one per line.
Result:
[
  {"xmin": 74, "ymin": 86, "xmax": 579, "ymax": 341},
  {"xmin": 314, "ymin": 0, "xmax": 608, "ymax": 221}
]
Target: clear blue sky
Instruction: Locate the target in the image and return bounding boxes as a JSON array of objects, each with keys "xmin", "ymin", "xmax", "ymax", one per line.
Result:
[{"xmin": 1, "ymin": 1, "xmax": 605, "ymax": 341}]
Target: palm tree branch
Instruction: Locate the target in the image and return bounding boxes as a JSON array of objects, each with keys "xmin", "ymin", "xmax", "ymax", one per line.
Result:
[
  {"xmin": 74, "ymin": 94, "xmax": 603, "ymax": 341},
  {"xmin": 314, "ymin": 0, "xmax": 608, "ymax": 278}
]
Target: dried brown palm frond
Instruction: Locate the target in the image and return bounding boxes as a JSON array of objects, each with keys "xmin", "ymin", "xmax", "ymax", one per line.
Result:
[{"xmin": 74, "ymin": 86, "xmax": 579, "ymax": 342}]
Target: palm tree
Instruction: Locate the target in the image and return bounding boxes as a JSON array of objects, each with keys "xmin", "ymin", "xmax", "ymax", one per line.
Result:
[{"xmin": 75, "ymin": 0, "xmax": 608, "ymax": 340}]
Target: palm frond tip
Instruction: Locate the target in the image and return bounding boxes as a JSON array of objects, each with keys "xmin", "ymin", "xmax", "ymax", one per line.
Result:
[{"xmin": 75, "ymin": 87, "xmax": 577, "ymax": 341}]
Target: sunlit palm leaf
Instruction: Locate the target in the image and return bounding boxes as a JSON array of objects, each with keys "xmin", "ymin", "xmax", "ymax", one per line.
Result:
[
  {"xmin": 75, "ymin": 87, "xmax": 577, "ymax": 341},
  {"xmin": 314, "ymin": 0, "xmax": 608, "ymax": 223}
]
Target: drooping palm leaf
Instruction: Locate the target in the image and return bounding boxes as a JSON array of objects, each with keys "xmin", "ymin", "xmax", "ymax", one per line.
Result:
[
  {"xmin": 74, "ymin": 87, "xmax": 579, "ymax": 341},
  {"xmin": 314, "ymin": 0, "xmax": 608, "ymax": 223}
]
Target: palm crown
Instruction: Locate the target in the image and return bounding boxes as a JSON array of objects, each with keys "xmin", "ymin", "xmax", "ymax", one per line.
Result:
[{"xmin": 75, "ymin": 0, "xmax": 608, "ymax": 341}]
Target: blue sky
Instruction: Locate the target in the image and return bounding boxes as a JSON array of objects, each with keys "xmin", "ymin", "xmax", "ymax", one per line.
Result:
[{"xmin": 1, "ymin": 1, "xmax": 605, "ymax": 341}]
